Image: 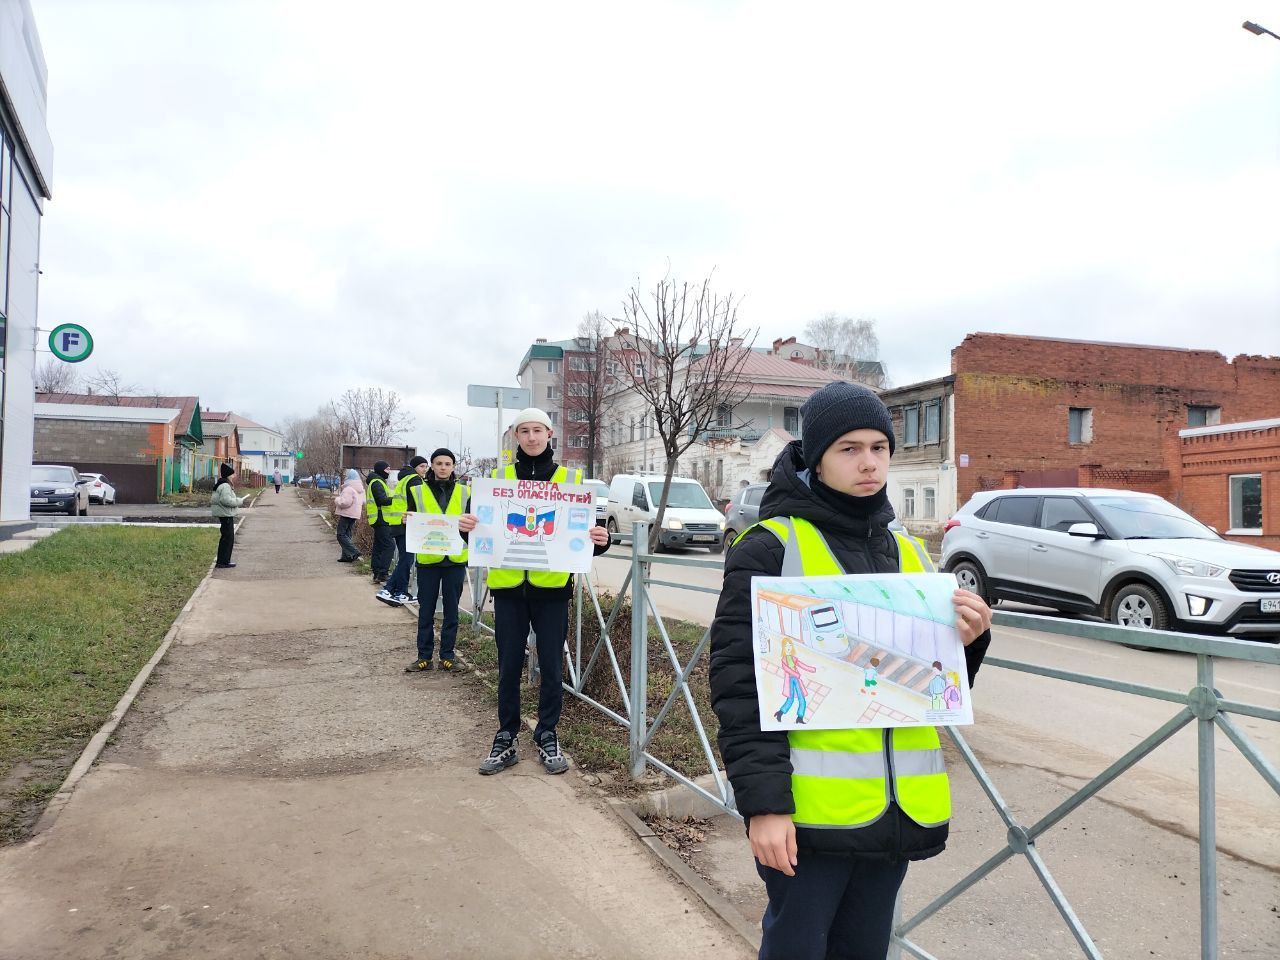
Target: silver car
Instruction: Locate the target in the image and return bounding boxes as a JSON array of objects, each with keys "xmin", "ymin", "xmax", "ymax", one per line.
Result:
[
  {"xmin": 724, "ymin": 483, "xmax": 768, "ymax": 544},
  {"xmin": 941, "ymin": 487, "xmax": 1280, "ymax": 639}
]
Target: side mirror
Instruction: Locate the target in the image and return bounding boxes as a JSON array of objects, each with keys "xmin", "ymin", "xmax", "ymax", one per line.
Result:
[{"xmin": 1067, "ymin": 522, "xmax": 1102, "ymax": 539}]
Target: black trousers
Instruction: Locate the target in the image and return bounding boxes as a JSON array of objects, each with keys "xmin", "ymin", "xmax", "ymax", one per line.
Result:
[
  {"xmin": 493, "ymin": 589, "xmax": 568, "ymax": 739},
  {"xmin": 336, "ymin": 516, "xmax": 359, "ymax": 559},
  {"xmin": 384, "ymin": 528, "xmax": 412, "ymax": 596},
  {"xmin": 415, "ymin": 564, "xmax": 466, "ymax": 660},
  {"xmin": 756, "ymin": 853, "xmax": 908, "ymax": 960},
  {"xmin": 216, "ymin": 517, "xmax": 235, "ymax": 566},
  {"xmin": 371, "ymin": 523, "xmax": 396, "ymax": 578}
]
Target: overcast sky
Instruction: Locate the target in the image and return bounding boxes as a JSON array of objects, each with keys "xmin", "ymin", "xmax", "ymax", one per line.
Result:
[{"xmin": 32, "ymin": 0, "xmax": 1280, "ymax": 457}]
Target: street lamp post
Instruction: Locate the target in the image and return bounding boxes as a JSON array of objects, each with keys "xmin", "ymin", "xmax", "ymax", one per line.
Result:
[
  {"xmin": 1243, "ymin": 20, "xmax": 1280, "ymax": 41},
  {"xmin": 446, "ymin": 414, "xmax": 463, "ymax": 459}
]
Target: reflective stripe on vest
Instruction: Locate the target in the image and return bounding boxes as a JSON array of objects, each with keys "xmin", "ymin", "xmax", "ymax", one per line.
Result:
[
  {"xmin": 412, "ymin": 482, "xmax": 469, "ymax": 564},
  {"xmin": 746, "ymin": 515, "xmax": 950, "ymax": 830},
  {"xmin": 486, "ymin": 464, "xmax": 583, "ymax": 589},
  {"xmin": 365, "ymin": 477, "xmax": 391, "ymax": 524}
]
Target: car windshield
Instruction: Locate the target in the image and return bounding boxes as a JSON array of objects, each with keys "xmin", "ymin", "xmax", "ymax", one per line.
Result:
[
  {"xmin": 32, "ymin": 466, "xmax": 76, "ymax": 483},
  {"xmin": 649, "ymin": 481, "xmax": 713, "ymax": 510},
  {"xmin": 1088, "ymin": 497, "xmax": 1218, "ymax": 540},
  {"xmin": 584, "ymin": 481, "xmax": 608, "ymax": 498}
]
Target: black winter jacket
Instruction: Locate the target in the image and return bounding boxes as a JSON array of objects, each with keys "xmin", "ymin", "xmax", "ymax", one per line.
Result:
[{"xmin": 708, "ymin": 441, "xmax": 991, "ymax": 861}]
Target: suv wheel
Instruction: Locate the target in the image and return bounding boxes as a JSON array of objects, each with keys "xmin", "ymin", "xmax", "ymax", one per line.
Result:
[
  {"xmin": 951, "ymin": 559, "xmax": 989, "ymax": 603},
  {"xmin": 1110, "ymin": 584, "xmax": 1169, "ymax": 632},
  {"xmin": 607, "ymin": 518, "xmax": 619, "ymax": 543}
]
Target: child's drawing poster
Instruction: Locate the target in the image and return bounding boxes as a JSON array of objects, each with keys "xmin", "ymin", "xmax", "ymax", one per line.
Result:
[
  {"xmin": 751, "ymin": 573, "xmax": 973, "ymax": 731},
  {"xmin": 467, "ymin": 477, "xmax": 596, "ymax": 574}
]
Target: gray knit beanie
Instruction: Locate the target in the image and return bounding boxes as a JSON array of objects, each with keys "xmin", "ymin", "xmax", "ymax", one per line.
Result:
[{"xmin": 799, "ymin": 381, "xmax": 895, "ymax": 468}]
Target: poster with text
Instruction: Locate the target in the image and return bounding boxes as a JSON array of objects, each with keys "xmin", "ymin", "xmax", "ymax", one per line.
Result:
[
  {"xmin": 751, "ymin": 572, "xmax": 972, "ymax": 731},
  {"xmin": 467, "ymin": 477, "xmax": 595, "ymax": 574},
  {"xmin": 405, "ymin": 512, "xmax": 465, "ymax": 556}
]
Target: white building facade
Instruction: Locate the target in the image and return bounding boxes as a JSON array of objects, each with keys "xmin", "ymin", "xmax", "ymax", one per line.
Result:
[
  {"xmin": 232, "ymin": 414, "xmax": 292, "ymax": 480},
  {"xmin": 0, "ymin": 0, "xmax": 53, "ymax": 526}
]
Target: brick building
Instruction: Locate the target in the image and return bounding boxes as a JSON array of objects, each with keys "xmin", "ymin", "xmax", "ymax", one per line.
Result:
[
  {"xmin": 33, "ymin": 402, "xmax": 181, "ymax": 503},
  {"xmin": 1174, "ymin": 418, "xmax": 1280, "ymax": 549}
]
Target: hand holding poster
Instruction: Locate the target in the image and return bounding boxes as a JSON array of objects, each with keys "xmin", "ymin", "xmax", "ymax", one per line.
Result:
[
  {"xmin": 751, "ymin": 572, "xmax": 973, "ymax": 731},
  {"xmin": 405, "ymin": 512, "xmax": 465, "ymax": 556},
  {"xmin": 466, "ymin": 477, "xmax": 596, "ymax": 574}
]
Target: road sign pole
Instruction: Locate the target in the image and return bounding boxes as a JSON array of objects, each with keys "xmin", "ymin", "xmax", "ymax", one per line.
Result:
[{"xmin": 496, "ymin": 387, "xmax": 503, "ymax": 469}]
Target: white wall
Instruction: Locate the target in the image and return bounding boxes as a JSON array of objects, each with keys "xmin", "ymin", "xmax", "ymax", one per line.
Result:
[{"xmin": 0, "ymin": 165, "xmax": 42, "ymax": 521}]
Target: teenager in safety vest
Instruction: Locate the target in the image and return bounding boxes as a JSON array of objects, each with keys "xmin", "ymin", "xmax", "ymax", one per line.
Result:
[
  {"xmin": 460, "ymin": 408, "xmax": 610, "ymax": 776},
  {"xmin": 376, "ymin": 461, "xmax": 419, "ymax": 607},
  {"xmin": 708, "ymin": 382, "xmax": 993, "ymax": 960},
  {"xmin": 365, "ymin": 460, "xmax": 396, "ymax": 584},
  {"xmin": 404, "ymin": 448, "xmax": 475, "ymax": 673}
]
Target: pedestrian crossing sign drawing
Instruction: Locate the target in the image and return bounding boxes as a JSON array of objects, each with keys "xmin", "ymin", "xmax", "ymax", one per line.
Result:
[
  {"xmin": 467, "ymin": 477, "xmax": 595, "ymax": 574},
  {"xmin": 751, "ymin": 572, "xmax": 972, "ymax": 731}
]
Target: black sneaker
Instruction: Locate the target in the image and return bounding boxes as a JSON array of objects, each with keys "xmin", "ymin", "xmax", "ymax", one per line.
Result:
[
  {"xmin": 479, "ymin": 733, "xmax": 518, "ymax": 775},
  {"xmin": 438, "ymin": 659, "xmax": 456, "ymax": 672},
  {"xmin": 404, "ymin": 659, "xmax": 434, "ymax": 673},
  {"xmin": 536, "ymin": 730, "xmax": 568, "ymax": 775}
]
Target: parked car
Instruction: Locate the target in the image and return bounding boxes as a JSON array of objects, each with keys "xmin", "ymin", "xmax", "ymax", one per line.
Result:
[
  {"xmin": 605, "ymin": 473, "xmax": 726, "ymax": 552},
  {"xmin": 30, "ymin": 464, "xmax": 90, "ymax": 516},
  {"xmin": 79, "ymin": 472, "xmax": 117, "ymax": 505},
  {"xmin": 941, "ymin": 487, "xmax": 1280, "ymax": 639},
  {"xmin": 582, "ymin": 478, "xmax": 609, "ymax": 525},
  {"xmin": 724, "ymin": 483, "xmax": 768, "ymax": 545}
]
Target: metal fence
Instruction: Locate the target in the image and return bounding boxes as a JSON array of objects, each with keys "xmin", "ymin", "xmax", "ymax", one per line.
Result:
[{"xmin": 459, "ymin": 521, "xmax": 1280, "ymax": 960}]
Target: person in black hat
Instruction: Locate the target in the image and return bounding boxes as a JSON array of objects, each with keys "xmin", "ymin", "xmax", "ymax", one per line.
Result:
[
  {"xmin": 708, "ymin": 380, "xmax": 993, "ymax": 960},
  {"xmin": 210, "ymin": 462, "xmax": 248, "ymax": 569},
  {"xmin": 365, "ymin": 460, "xmax": 396, "ymax": 584},
  {"xmin": 377, "ymin": 462, "xmax": 422, "ymax": 606},
  {"xmin": 403, "ymin": 448, "xmax": 475, "ymax": 672}
]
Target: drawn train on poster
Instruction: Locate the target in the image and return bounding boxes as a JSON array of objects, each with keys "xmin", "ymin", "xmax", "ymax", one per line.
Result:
[{"xmin": 751, "ymin": 573, "xmax": 973, "ymax": 731}]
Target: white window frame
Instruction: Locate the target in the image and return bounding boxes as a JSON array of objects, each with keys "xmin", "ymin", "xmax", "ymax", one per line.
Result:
[
  {"xmin": 1228, "ymin": 473, "xmax": 1263, "ymax": 534},
  {"xmin": 546, "ymin": 385, "xmax": 562, "ymax": 400},
  {"xmin": 903, "ymin": 405, "xmax": 919, "ymax": 447},
  {"xmin": 1068, "ymin": 407, "xmax": 1093, "ymax": 444},
  {"xmin": 568, "ymin": 382, "xmax": 590, "ymax": 397},
  {"xmin": 923, "ymin": 487, "xmax": 936, "ymax": 520},
  {"xmin": 568, "ymin": 409, "xmax": 589, "ymax": 423},
  {"xmin": 902, "ymin": 487, "xmax": 916, "ymax": 519},
  {"xmin": 546, "ymin": 360, "xmax": 561, "ymax": 374}
]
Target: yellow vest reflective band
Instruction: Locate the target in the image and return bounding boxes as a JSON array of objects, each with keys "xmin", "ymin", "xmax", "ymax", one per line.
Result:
[
  {"xmin": 746, "ymin": 515, "xmax": 951, "ymax": 831},
  {"xmin": 411, "ymin": 481, "xmax": 469, "ymax": 565},
  {"xmin": 486, "ymin": 464, "xmax": 583, "ymax": 589},
  {"xmin": 365, "ymin": 476, "xmax": 391, "ymax": 524},
  {"xmin": 383, "ymin": 474, "xmax": 410, "ymax": 526}
]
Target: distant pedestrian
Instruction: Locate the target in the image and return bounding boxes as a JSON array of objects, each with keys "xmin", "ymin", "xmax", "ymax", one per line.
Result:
[
  {"xmin": 377, "ymin": 458, "xmax": 425, "ymax": 607},
  {"xmin": 365, "ymin": 461, "xmax": 397, "ymax": 584},
  {"xmin": 273, "ymin": 469, "xmax": 282, "ymax": 494},
  {"xmin": 333, "ymin": 468, "xmax": 364, "ymax": 563},
  {"xmin": 210, "ymin": 462, "xmax": 249, "ymax": 569}
]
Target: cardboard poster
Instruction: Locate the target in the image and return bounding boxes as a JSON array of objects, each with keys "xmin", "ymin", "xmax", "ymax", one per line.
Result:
[
  {"xmin": 751, "ymin": 572, "xmax": 973, "ymax": 731},
  {"xmin": 466, "ymin": 477, "xmax": 595, "ymax": 574},
  {"xmin": 405, "ymin": 512, "xmax": 465, "ymax": 556}
]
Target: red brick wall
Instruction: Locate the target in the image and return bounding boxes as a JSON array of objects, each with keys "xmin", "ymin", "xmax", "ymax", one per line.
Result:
[
  {"xmin": 1178, "ymin": 424, "xmax": 1280, "ymax": 549},
  {"xmin": 951, "ymin": 333, "xmax": 1280, "ymax": 508}
]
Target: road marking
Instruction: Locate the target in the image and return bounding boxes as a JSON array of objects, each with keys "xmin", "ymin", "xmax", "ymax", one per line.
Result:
[{"xmin": 1216, "ymin": 678, "xmax": 1280, "ymax": 697}]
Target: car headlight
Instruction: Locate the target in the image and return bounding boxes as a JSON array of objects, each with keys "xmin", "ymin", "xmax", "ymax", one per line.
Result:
[
  {"xmin": 665, "ymin": 517, "xmax": 684, "ymax": 530},
  {"xmin": 718, "ymin": 519, "xmax": 726, "ymax": 530},
  {"xmin": 54, "ymin": 487, "xmax": 76, "ymax": 495},
  {"xmin": 1151, "ymin": 553, "xmax": 1225, "ymax": 578}
]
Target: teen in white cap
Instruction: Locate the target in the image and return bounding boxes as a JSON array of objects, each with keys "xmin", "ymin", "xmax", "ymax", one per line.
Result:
[{"xmin": 463, "ymin": 407, "xmax": 610, "ymax": 775}]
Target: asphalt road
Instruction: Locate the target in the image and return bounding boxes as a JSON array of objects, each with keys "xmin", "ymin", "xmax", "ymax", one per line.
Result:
[{"xmin": 586, "ymin": 547, "xmax": 1280, "ymax": 870}]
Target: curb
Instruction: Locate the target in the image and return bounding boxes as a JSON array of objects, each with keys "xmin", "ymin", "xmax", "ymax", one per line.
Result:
[{"xmin": 31, "ymin": 558, "xmax": 220, "ymax": 837}]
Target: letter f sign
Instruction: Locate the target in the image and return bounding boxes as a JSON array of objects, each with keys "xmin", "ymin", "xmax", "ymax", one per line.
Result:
[{"xmin": 61, "ymin": 331, "xmax": 80, "ymax": 352}]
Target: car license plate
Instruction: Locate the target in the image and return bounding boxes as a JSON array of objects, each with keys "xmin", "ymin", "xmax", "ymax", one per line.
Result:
[
  {"xmin": 31, "ymin": 497, "xmax": 48, "ymax": 503},
  {"xmin": 692, "ymin": 534, "xmax": 716, "ymax": 542},
  {"xmin": 1262, "ymin": 599, "xmax": 1280, "ymax": 614}
]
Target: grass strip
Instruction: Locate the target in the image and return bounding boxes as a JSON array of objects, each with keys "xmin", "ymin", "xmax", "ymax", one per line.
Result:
[{"xmin": 0, "ymin": 525, "xmax": 217, "ymax": 840}]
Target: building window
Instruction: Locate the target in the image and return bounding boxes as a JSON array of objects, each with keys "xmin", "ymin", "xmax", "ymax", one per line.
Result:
[
  {"xmin": 903, "ymin": 405, "xmax": 920, "ymax": 446},
  {"xmin": 1187, "ymin": 405, "xmax": 1221, "ymax": 427},
  {"xmin": 923, "ymin": 487, "xmax": 936, "ymax": 519},
  {"xmin": 1229, "ymin": 475, "xmax": 1262, "ymax": 531},
  {"xmin": 547, "ymin": 360, "xmax": 560, "ymax": 374},
  {"xmin": 629, "ymin": 417, "xmax": 635, "ymax": 441},
  {"xmin": 548, "ymin": 437, "xmax": 557, "ymax": 450},
  {"xmin": 546, "ymin": 385, "xmax": 561, "ymax": 400},
  {"xmin": 1068, "ymin": 407, "xmax": 1093, "ymax": 444},
  {"xmin": 568, "ymin": 382, "xmax": 589, "ymax": 397},
  {"xmin": 548, "ymin": 411, "xmax": 559, "ymax": 426},
  {"xmin": 606, "ymin": 360, "xmax": 621, "ymax": 376},
  {"xmin": 634, "ymin": 361, "xmax": 645, "ymax": 378},
  {"xmin": 569, "ymin": 356, "xmax": 595, "ymax": 372},
  {"xmin": 569, "ymin": 436, "xmax": 588, "ymax": 448},
  {"xmin": 924, "ymin": 401, "xmax": 941, "ymax": 444},
  {"xmin": 569, "ymin": 409, "xmax": 589, "ymax": 423},
  {"xmin": 903, "ymin": 488, "xmax": 916, "ymax": 519},
  {"xmin": 716, "ymin": 404, "xmax": 732, "ymax": 427},
  {"xmin": 783, "ymin": 406, "xmax": 799, "ymax": 434},
  {"xmin": 716, "ymin": 459, "xmax": 724, "ymax": 485}
]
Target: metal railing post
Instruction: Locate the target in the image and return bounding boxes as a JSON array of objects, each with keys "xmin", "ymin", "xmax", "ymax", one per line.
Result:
[
  {"xmin": 629, "ymin": 520, "xmax": 649, "ymax": 778},
  {"xmin": 1195, "ymin": 655, "xmax": 1218, "ymax": 960}
]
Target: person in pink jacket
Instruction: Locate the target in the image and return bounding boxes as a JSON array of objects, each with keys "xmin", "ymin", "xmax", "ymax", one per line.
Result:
[{"xmin": 333, "ymin": 468, "xmax": 364, "ymax": 563}]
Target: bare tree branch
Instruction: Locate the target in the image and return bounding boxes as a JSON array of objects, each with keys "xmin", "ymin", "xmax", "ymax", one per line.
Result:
[
  {"xmin": 802, "ymin": 314, "xmax": 885, "ymax": 387},
  {"xmin": 330, "ymin": 387, "xmax": 415, "ymax": 445},
  {"xmin": 83, "ymin": 367, "xmax": 141, "ymax": 400},
  {"xmin": 34, "ymin": 358, "xmax": 79, "ymax": 393},
  {"xmin": 560, "ymin": 311, "xmax": 621, "ymax": 479}
]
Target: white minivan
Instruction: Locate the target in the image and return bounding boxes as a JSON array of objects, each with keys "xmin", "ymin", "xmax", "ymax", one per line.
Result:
[{"xmin": 606, "ymin": 474, "xmax": 727, "ymax": 552}]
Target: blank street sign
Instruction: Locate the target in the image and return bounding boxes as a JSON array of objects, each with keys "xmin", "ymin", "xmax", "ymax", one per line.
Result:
[{"xmin": 467, "ymin": 384, "xmax": 531, "ymax": 409}]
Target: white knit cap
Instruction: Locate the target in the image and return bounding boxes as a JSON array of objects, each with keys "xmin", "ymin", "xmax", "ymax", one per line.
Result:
[{"xmin": 512, "ymin": 407, "xmax": 553, "ymax": 431}]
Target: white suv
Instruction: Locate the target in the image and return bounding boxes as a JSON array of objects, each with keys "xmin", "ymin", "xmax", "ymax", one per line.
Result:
[{"xmin": 941, "ymin": 488, "xmax": 1280, "ymax": 639}]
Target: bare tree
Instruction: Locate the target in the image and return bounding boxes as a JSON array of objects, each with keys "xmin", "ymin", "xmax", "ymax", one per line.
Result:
[
  {"xmin": 34, "ymin": 357, "xmax": 79, "ymax": 394},
  {"xmin": 561, "ymin": 311, "xmax": 620, "ymax": 479},
  {"xmin": 279, "ymin": 407, "xmax": 346, "ymax": 480},
  {"xmin": 613, "ymin": 274, "xmax": 756, "ymax": 549},
  {"xmin": 331, "ymin": 387, "xmax": 415, "ymax": 445},
  {"xmin": 83, "ymin": 367, "xmax": 141, "ymax": 399},
  {"xmin": 803, "ymin": 314, "xmax": 886, "ymax": 387},
  {"xmin": 471, "ymin": 454, "xmax": 498, "ymax": 478}
]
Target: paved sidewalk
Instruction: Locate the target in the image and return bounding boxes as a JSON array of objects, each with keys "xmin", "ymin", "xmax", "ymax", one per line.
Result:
[{"xmin": 0, "ymin": 492, "xmax": 749, "ymax": 960}]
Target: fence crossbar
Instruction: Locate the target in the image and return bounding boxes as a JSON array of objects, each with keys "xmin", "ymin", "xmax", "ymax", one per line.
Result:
[
  {"xmin": 981, "ymin": 655, "xmax": 1192, "ymax": 706},
  {"xmin": 1213, "ymin": 712, "xmax": 1280, "ymax": 797},
  {"xmin": 1024, "ymin": 844, "xmax": 1103, "ymax": 959},
  {"xmin": 645, "ymin": 578, "xmax": 724, "ymax": 596},
  {"xmin": 897, "ymin": 845, "xmax": 1017, "ymax": 935},
  {"xmin": 642, "ymin": 752, "xmax": 735, "ymax": 813},
  {"xmin": 640, "ymin": 623, "xmax": 713, "ymax": 754},
  {"xmin": 571, "ymin": 574, "xmax": 631, "ymax": 710}
]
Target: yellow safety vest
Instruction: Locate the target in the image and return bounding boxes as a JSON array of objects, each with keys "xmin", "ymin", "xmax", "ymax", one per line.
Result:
[
  {"xmin": 739, "ymin": 516, "xmax": 951, "ymax": 831},
  {"xmin": 365, "ymin": 476, "xmax": 391, "ymax": 525},
  {"xmin": 384, "ymin": 474, "xmax": 410, "ymax": 526},
  {"xmin": 486, "ymin": 464, "xmax": 583, "ymax": 590},
  {"xmin": 411, "ymin": 481, "xmax": 469, "ymax": 565}
]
